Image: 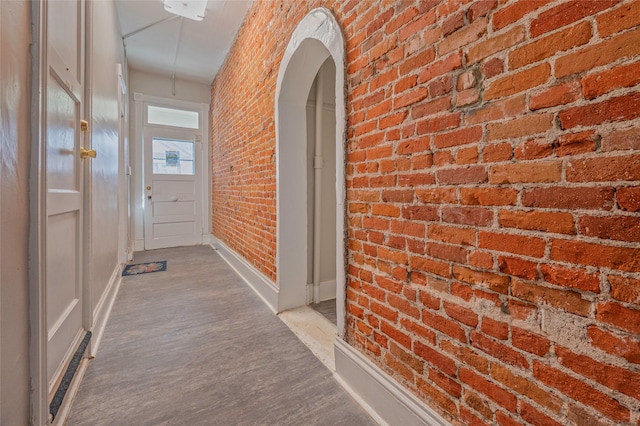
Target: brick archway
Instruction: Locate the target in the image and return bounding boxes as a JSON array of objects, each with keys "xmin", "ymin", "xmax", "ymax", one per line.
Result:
[{"xmin": 275, "ymin": 8, "xmax": 347, "ymax": 336}]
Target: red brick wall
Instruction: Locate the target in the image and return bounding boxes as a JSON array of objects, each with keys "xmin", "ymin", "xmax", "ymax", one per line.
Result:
[{"xmin": 211, "ymin": 1, "xmax": 640, "ymax": 424}]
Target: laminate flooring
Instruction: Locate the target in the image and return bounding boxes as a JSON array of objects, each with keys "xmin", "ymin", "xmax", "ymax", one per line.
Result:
[
  {"xmin": 67, "ymin": 245, "xmax": 374, "ymax": 426},
  {"xmin": 311, "ymin": 300, "xmax": 337, "ymax": 326}
]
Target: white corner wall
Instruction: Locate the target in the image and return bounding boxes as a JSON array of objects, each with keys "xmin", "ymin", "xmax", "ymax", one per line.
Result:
[
  {"xmin": 85, "ymin": 0, "xmax": 129, "ymax": 356},
  {"xmin": 0, "ymin": 1, "xmax": 32, "ymax": 424},
  {"xmin": 89, "ymin": 0, "xmax": 127, "ymax": 311}
]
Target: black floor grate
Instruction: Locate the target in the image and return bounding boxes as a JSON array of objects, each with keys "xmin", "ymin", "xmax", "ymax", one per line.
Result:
[{"xmin": 49, "ymin": 331, "xmax": 92, "ymax": 421}]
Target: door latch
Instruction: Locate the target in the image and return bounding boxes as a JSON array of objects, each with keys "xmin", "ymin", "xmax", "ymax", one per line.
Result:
[{"xmin": 80, "ymin": 148, "xmax": 97, "ymax": 159}]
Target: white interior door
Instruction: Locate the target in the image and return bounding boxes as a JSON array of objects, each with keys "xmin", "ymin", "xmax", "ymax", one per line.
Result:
[
  {"xmin": 45, "ymin": 0, "xmax": 86, "ymax": 392},
  {"xmin": 144, "ymin": 127, "xmax": 202, "ymax": 249}
]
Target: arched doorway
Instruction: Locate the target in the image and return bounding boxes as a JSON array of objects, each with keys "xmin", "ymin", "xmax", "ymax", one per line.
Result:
[{"xmin": 275, "ymin": 8, "xmax": 346, "ymax": 337}]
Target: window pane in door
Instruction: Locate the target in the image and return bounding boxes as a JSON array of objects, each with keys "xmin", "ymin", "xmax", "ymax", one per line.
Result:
[
  {"xmin": 152, "ymin": 138, "xmax": 195, "ymax": 175},
  {"xmin": 148, "ymin": 105, "xmax": 199, "ymax": 129}
]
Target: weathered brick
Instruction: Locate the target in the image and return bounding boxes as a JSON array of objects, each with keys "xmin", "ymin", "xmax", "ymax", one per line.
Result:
[
  {"xmin": 423, "ymin": 310, "xmax": 468, "ymax": 343},
  {"xmin": 492, "ymin": 0, "xmax": 552, "ymax": 30},
  {"xmin": 514, "ymin": 138, "xmax": 553, "ymax": 160},
  {"xmin": 520, "ymin": 401, "xmax": 563, "ymax": 426},
  {"xmin": 460, "ymin": 368, "xmax": 517, "ymax": 412},
  {"xmin": 582, "ymin": 61, "xmax": 640, "ymax": 100},
  {"xmin": 522, "ymin": 187, "xmax": 615, "ymax": 210},
  {"xmin": 487, "ymin": 113, "xmax": 553, "ymax": 141},
  {"xmin": 529, "ymin": 80, "xmax": 581, "ymax": 111},
  {"xmin": 478, "ymin": 231, "xmax": 546, "ymax": 258},
  {"xmin": 510, "ymin": 21, "xmax": 592, "ymax": 69},
  {"xmin": 498, "ymin": 256, "xmax": 539, "ymax": 280},
  {"xmin": 466, "ymin": 26, "xmax": 526, "ymax": 64},
  {"xmin": 530, "ymin": 1, "xmax": 618, "ymax": 38},
  {"xmin": 596, "ymin": 301, "xmax": 640, "ymax": 334},
  {"xmin": 597, "ymin": 0, "xmax": 640, "ymax": 37},
  {"xmin": 491, "ymin": 363, "xmax": 563, "ymax": 413},
  {"xmin": 442, "ymin": 206, "xmax": 493, "ymax": 227},
  {"xmin": 499, "ymin": 210, "xmax": 575, "ymax": 234},
  {"xmin": 567, "ymin": 154, "xmax": 640, "ymax": 182},
  {"xmin": 418, "ymin": 51, "xmax": 463, "ymax": 84},
  {"xmin": 588, "ymin": 325, "xmax": 640, "ymax": 364},
  {"xmin": 453, "ymin": 265, "xmax": 510, "ymax": 294},
  {"xmin": 438, "ymin": 17, "xmax": 488, "ymax": 56},
  {"xmin": 617, "ymin": 187, "xmax": 640, "ymax": 212},
  {"xmin": 489, "ymin": 161, "xmax": 562, "ymax": 185},
  {"xmin": 465, "ymin": 95, "xmax": 526, "ymax": 125},
  {"xmin": 440, "ymin": 339, "xmax": 490, "ymax": 374},
  {"xmin": 579, "ymin": 215, "xmax": 640, "ymax": 242},
  {"xmin": 556, "ymin": 346, "xmax": 640, "ymax": 400},
  {"xmin": 416, "ymin": 377, "xmax": 459, "ymax": 417},
  {"xmin": 480, "ymin": 317, "xmax": 508, "ymax": 340},
  {"xmin": 428, "ymin": 224, "xmax": 475, "ymax": 246},
  {"xmin": 533, "ymin": 361, "xmax": 630, "ymax": 422},
  {"xmin": 482, "ymin": 142, "xmax": 513, "ymax": 162},
  {"xmin": 485, "ymin": 63, "xmax": 551, "ymax": 100},
  {"xmin": 554, "ymin": 130, "xmax": 598, "ymax": 156},
  {"xmin": 555, "ymin": 27, "xmax": 640, "ymax": 78},
  {"xmin": 559, "ymin": 93, "xmax": 640, "ymax": 129},
  {"xmin": 602, "ymin": 127, "xmax": 640, "ymax": 152},
  {"xmin": 414, "ymin": 340, "xmax": 458, "ymax": 377},
  {"xmin": 444, "ymin": 301, "xmax": 479, "ymax": 327},
  {"xmin": 510, "ymin": 279, "xmax": 591, "ymax": 317},
  {"xmin": 433, "ymin": 125, "xmax": 483, "ymax": 149},
  {"xmin": 437, "ymin": 166, "xmax": 488, "ymax": 185},
  {"xmin": 460, "ymin": 188, "xmax": 518, "ymax": 206},
  {"xmin": 540, "ymin": 264, "xmax": 600, "ymax": 293},
  {"xmin": 511, "ymin": 327, "xmax": 551, "ymax": 357}
]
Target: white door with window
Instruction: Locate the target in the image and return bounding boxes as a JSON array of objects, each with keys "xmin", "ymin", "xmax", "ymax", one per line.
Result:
[{"xmin": 144, "ymin": 127, "xmax": 203, "ymax": 249}]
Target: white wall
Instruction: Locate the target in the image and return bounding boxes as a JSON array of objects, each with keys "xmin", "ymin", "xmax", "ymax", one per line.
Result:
[
  {"xmin": 89, "ymin": 0, "xmax": 127, "ymax": 311},
  {"xmin": 129, "ymin": 69, "xmax": 211, "ymax": 104},
  {"xmin": 0, "ymin": 1, "xmax": 32, "ymax": 423},
  {"xmin": 305, "ymin": 59, "xmax": 337, "ymax": 298}
]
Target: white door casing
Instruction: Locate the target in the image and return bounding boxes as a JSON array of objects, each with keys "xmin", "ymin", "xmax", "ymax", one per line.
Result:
[
  {"xmin": 44, "ymin": 0, "xmax": 86, "ymax": 394},
  {"xmin": 143, "ymin": 127, "xmax": 203, "ymax": 250},
  {"xmin": 131, "ymin": 94, "xmax": 209, "ymax": 252},
  {"xmin": 275, "ymin": 8, "xmax": 346, "ymax": 334}
]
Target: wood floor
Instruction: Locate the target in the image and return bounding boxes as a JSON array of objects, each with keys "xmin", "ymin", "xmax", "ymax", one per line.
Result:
[
  {"xmin": 312, "ymin": 300, "xmax": 337, "ymax": 326},
  {"xmin": 67, "ymin": 245, "xmax": 374, "ymax": 425}
]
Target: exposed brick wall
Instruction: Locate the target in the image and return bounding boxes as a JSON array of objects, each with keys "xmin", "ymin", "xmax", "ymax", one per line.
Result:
[{"xmin": 211, "ymin": 1, "xmax": 640, "ymax": 424}]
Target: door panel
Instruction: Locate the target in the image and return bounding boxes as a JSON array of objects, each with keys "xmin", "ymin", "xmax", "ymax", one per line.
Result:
[
  {"xmin": 144, "ymin": 128, "xmax": 202, "ymax": 250},
  {"xmin": 45, "ymin": 0, "xmax": 85, "ymax": 391}
]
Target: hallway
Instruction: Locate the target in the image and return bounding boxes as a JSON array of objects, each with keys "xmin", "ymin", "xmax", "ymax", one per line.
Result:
[{"xmin": 67, "ymin": 246, "xmax": 374, "ymax": 425}]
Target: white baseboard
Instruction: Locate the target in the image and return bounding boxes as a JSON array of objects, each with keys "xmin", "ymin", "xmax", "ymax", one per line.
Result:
[
  {"xmin": 90, "ymin": 263, "xmax": 123, "ymax": 356},
  {"xmin": 202, "ymin": 234, "xmax": 214, "ymax": 246},
  {"xmin": 133, "ymin": 239, "xmax": 144, "ymax": 252},
  {"xmin": 334, "ymin": 339, "xmax": 450, "ymax": 426},
  {"xmin": 320, "ymin": 279, "xmax": 336, "ymax": 301},
  {"xmin": 209, "ymin": 236, "xmax": 279, "ymax": 314}
]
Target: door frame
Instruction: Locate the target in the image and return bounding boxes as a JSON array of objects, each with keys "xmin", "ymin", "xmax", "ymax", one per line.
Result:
[
  {"xmin": 29, "ymin": 0, "xmax": 92, "ymax": 423},
  {"xmin": 142, "ymin": 126, "xmax": 203, "ymax": 250},
  {"xmin": 275, "ymin": 8, "xmax": 347, "ymax": 335},
  {"xmin": 131, "ymin": 93, "xmax": 210, "ymax": 252}
]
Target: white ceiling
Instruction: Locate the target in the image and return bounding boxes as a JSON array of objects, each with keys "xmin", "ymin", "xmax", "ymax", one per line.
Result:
[{"xmin": 115, "ymin": 0, "xmax": 252, "ymax": 85}]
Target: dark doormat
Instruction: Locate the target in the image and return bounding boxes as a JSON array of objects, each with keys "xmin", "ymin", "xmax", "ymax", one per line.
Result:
[{"xmin": 122, "ymin": 261, "xmax": 167, "ymax": 276}]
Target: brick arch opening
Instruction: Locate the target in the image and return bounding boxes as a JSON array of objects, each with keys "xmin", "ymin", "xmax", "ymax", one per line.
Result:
[{"xmin": 275, "ymin": 8, "xmax": 347, "ymax": 336}]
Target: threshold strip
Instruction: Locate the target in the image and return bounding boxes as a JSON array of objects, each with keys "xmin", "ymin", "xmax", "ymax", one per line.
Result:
[{"xmin": 49, "ymin": 331, "xmax": 92, "ymax": 421}]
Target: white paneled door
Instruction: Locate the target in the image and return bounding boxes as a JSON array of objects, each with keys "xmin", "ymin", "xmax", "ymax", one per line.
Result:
[
  {"xmin": 45, "ymin": 0, "xmax": 86, "ymax": 392},
  {"xmin": 144, "ymin": 127, "xmax": 202, "ymax": 249}
]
